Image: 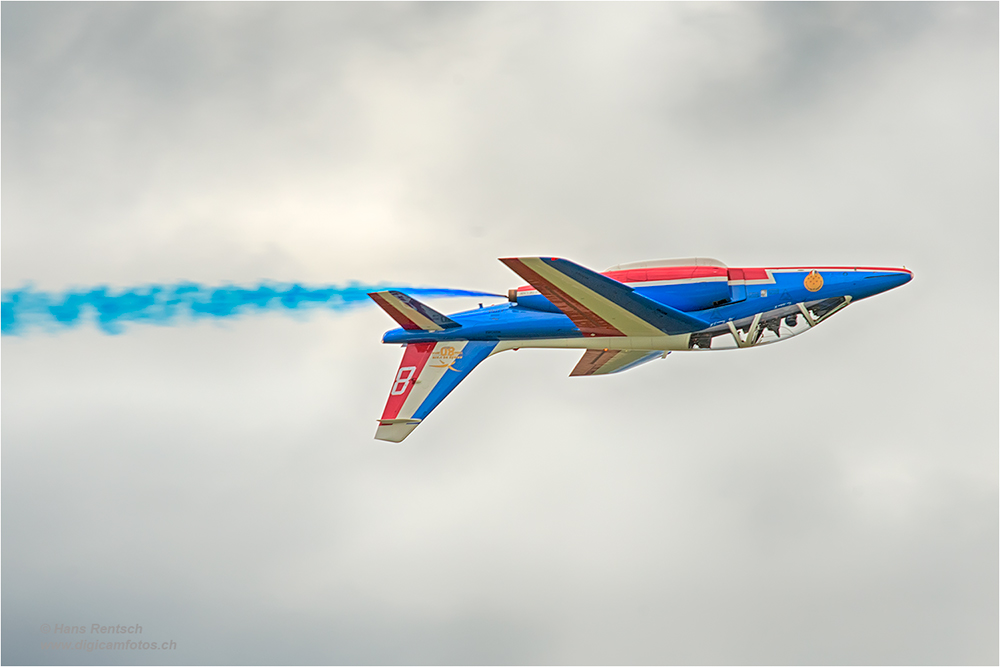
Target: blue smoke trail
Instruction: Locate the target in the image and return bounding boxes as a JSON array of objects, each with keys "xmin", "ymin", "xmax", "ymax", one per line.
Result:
[{"xmin": 1, "ymin": 282, "xmax": 503, "ymax": 336}]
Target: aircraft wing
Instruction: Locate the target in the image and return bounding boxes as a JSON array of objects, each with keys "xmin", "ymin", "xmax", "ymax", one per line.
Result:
[
  {"xmin": 500, "ymin": 257, "xmax": 708, "ymax": 336},
  {"xmin": 570, "ymin": 349, "xmax": 666, "ymax": 376}
]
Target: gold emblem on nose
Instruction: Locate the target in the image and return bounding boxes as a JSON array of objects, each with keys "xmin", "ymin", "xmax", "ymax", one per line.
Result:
[{"xmin": 804, "ymin": 271, "xmax": 824, "ymax": 292}]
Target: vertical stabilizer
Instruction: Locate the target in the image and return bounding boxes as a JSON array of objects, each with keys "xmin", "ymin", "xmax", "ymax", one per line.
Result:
[{"xmin": 376, "ymin": 340, "xmax": 497, "ymax": 442}]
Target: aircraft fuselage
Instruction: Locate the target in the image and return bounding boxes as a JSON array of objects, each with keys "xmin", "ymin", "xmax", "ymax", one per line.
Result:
[{"xmin": 382, "ymin": 265, "xmax": 912, "ymax": 352}]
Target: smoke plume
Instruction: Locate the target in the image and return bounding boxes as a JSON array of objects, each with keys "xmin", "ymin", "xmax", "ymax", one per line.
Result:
[{"xmin": 1, "ymin": 282, "xmax": 502, "ymax": 335}]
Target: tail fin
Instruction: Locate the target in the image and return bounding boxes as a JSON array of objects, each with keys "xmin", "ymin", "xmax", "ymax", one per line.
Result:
[
  {"xmin": 367, "ymin": 290, "xmax": 461, "ymax": 332},
  {"xmin": 376, "ymin": 340, "xmax": 497, "ymax": 442}
]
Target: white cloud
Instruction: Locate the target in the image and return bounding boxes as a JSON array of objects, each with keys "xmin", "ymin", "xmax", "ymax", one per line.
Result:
[{"xmin": 3, "ymin": 3, "xmax": 996, "ymax": 664}]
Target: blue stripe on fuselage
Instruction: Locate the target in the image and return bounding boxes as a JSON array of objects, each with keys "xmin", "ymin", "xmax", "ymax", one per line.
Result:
[{"xmin": 381, "ymin": 303, "xmax": 581, "ymax": 344}]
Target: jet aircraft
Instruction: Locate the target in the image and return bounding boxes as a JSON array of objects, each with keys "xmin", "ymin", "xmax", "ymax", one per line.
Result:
[{"xmin": 368, "ymin": 257, "xmax": 912, "ymax": 442}]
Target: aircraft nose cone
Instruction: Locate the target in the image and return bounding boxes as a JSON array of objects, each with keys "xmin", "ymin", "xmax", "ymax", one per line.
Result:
[
  {"xmin": 887, "ymin": 269, "xmax": 913, "ymax": 289},
  {"xmin": 866, "ymin": 269, "xmax": 912, "ymax": 296}
]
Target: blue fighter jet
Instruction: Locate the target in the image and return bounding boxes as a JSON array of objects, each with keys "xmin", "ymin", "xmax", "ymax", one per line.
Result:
[{"xmin": 369, "ymin": 257, "xmax": 912, "ymax": 442}]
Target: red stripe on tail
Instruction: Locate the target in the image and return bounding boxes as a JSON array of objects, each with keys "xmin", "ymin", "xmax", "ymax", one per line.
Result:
[{"xmin": 380, "ymin": 343, "xmax": 435, "ymax": 420}]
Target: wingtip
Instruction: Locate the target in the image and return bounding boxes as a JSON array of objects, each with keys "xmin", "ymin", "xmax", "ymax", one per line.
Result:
[{"xmin": 375, "ymin": 418, "xmax": 422, "ymax": 443}]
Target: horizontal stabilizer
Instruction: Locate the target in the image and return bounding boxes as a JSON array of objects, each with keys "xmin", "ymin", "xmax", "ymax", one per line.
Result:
[
  {"xmin": 500, "ymin": 257, "xmax": 708, "ymax": 336},
  {"xmin": 570, "ymin": 349, "xmax": 667, "ymax": 376},
  {"xmin": 368, "ymin": 290, "xmax": 461, "ymax": 332}
]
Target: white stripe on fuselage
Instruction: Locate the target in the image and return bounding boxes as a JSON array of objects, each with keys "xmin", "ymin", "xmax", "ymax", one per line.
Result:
[{"xmin": 491, "ymin": 335, "xmax": 691, "ymax": 354}]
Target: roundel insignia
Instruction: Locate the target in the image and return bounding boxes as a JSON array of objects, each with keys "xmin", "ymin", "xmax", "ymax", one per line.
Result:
[{"xmin": 804, "ymin": 270, "xmax": 824, "ymax": 292}]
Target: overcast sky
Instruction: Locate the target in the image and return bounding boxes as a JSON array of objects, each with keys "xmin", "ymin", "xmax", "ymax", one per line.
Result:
[{"xmin": 2, "ymin": 3, "xmax": 997, "ymax": 664}]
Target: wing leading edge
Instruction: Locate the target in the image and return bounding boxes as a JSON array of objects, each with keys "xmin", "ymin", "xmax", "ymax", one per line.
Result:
[{"xmin": 499, "ymin": 257, "xmax": 708, "ymax": 336}]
